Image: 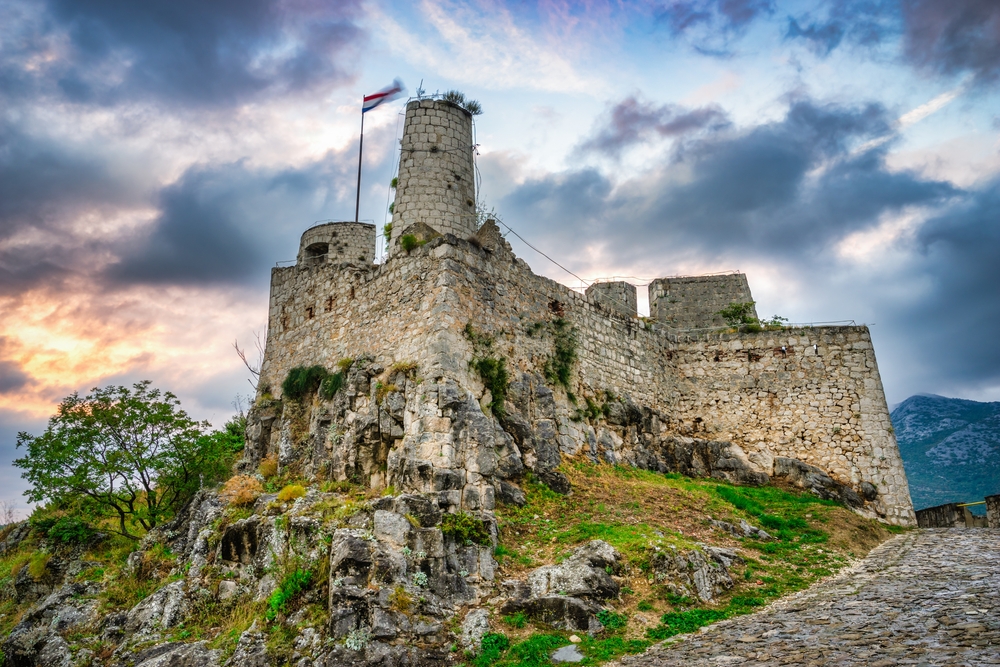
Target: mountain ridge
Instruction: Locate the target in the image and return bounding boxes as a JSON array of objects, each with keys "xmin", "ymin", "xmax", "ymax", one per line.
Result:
[{"xmin": 891, "ymin": 394, "xmax": 1000, "ymax": 511}]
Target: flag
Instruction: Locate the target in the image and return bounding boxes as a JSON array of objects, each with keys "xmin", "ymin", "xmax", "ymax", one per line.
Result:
[{"xmin": 362, "ymin": 78, "xmax": 405, "ymax": 113}]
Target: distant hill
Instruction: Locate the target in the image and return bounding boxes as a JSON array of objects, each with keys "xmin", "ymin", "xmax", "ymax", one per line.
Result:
[{"xmin": 891, "ymin": 394, "xmax": 1000, "ymax": 512}]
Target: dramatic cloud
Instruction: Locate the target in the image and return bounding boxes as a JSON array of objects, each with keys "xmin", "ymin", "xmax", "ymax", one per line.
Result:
[
  {"xmin": 512, "ymin": 98, "xmax": 953, "ymax": 259},
  {"xmin": 657, "ymin": 0, "xmax": 774, "ymax": 34},
  {"xmin": 901, "ymin": 0, "xmax": 1000, "ymax": 82},
  {"xmin": 578, "ymin": 97, "xmax": 730, "ymax": 158},
  {"xmin": 1, "ymin": 0, "xmax": 365, "ymax": 108},
  {"xmin": 784, "ymin": 0, "xmax": 897, "ymax": 55}
]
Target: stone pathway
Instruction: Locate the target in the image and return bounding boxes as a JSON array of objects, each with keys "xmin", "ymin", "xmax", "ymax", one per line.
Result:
[{"xmin": 613, "ymin": 529, "xmax": 1000, "ymax": 666}]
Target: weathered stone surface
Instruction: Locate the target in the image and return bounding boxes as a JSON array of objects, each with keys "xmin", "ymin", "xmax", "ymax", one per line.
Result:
[
  {"xmin": 526, "ymin": 540, "xmax": 620, "ymax": 600},
  {"xmin": 611, "ymin": 529, "xmax": 1000, "ymax": 667},
  {"xmin": 130, "ymin": 641, "xmax": 221, "ymax": 667},
  {"xmin": 649, "ymin": 545, "xmax": 740, "ymax": 602},
  {"xmin": 774, "ymin": 457, "xmax": 863, "ymax": 507},
  {"xmin": 461, "ymin": 609, "xmax": 490, "ymax": 652}
]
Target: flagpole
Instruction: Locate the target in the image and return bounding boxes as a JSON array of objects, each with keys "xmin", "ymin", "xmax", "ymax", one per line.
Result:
[{"xmin": 355, "ymin": 103, "xmax": 365, "ymax": 223}]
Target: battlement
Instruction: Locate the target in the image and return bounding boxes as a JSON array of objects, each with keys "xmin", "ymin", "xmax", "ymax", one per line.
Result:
[{"xmin": 649, "ymin": 273, "xmax": 756, "ymax": 330}]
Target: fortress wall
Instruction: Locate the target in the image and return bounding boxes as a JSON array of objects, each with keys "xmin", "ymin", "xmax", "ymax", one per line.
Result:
[
  {"xmin": 585, "ymin": 281, "xmax": 637, "ymax": 318},
  {"xmin": 258, "ymin": 254, "xmax": 449, "ymax": 399},
  {"xmin": 257, "ymin": 232, "xmax": 914, "ymax": 524},
  {"xmin": 667, "ymin": 326, "xmax": 915, "ymax": 525},
  {"xmin": 650, "ymin": 273, "xmax": 756, "ymax": 330},
  {"xmin": 426, "ymin": 239, "xmax": 673, "ymax": 408}
]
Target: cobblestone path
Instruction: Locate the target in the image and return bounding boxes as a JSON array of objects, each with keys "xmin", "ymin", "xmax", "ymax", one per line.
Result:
[{"xmin": 614, "ymin": 529, "xmax": 1000, "ymax": 666}]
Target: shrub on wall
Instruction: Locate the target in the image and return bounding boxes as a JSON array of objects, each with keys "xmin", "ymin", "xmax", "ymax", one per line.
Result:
[
  {"xmin": 544, "ymin": 317, "xmax": 578, "ymax": 399},
  {"xmin": 282, "ymin": 365, "xmax": 329, "ymax": 401},
  {"xmin": 440, "ymin": 511, "xmax": 491, "ymax": 545},
  {"xmin": 220, "ymin": 475, "xmax": 264, "ymax": 506}
]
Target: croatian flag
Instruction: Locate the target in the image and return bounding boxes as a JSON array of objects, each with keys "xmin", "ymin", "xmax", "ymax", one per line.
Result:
[{"xmin": 362, "ymin": 78, "xmax": 405, "ymax": 113}]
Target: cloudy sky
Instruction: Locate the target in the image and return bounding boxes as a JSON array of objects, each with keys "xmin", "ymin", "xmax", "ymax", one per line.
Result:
[{"xmin": 2, "ymin": 0, "xmax": 998, "ymax": 515}]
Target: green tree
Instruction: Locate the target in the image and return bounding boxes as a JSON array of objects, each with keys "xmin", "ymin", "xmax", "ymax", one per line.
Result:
[{"xmin": 15, "ymin": 381, "xmax": 243, "ymax": 539}]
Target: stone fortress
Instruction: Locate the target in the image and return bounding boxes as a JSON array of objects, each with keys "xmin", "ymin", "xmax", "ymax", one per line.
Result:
[{"xmin": 248, "ymin": 97, "xmax": 916, "ymax": 532}]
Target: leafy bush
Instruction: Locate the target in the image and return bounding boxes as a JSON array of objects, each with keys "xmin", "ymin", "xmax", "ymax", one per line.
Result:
[
  {"xmin": 320, "ymin": 372, "xmax": 344, "ymax": 400},
  {"xmin": 718, "ymin": 301, "xmax": 758, "ymax": 326},
  {"xmin": 411, "ymin": 571, "xmax": 428, "ymax": 587},
  {"xmin": 597, "ymin": 609, "xmax": 628, "ymax": 630},
  {"xmin": 265, "ymin": 569, "xmax": 312, "ymax": 621},
  {"xmin": 471, "ymin": 357, "xmax": 508, "ymax": 419},
  {"xmin": 282, "ymin": 365, "xmax": 329, "ymax": 401},
  {"xmin": 475, "ymin": 632, "xmax": 510, "ymax": 664},
  {"xmin": 46, "ymin": 517, "xmax": 93, "ymax": 544},
  {"xmin": 220, "ymin": 475, "xmax": 264, "ymax": 506},
  {"xmin": 440, "ymin": 511, "xmax": 491, "ymax": 546},
  {"xmin": 277, "ymin": 485, "xmax": 306, "ymax": 502}
]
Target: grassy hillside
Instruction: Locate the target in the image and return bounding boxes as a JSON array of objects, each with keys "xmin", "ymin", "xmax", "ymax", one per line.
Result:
[
  {"xmin": 479, "ymin": 461, "xmax": 900, "ymax": 666},
  {"xmin": 0, "ymin": 461, "xmax": 901, "ymax": 667}
]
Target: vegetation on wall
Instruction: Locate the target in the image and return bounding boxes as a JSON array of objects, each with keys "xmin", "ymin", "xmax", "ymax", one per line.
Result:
[
  {"xmin": 543, "ymin": 317, "xmax": 578, "ymax": 400},
  {"xmin": 464, "ymin": 323, "xmax": 509, "ymax": 419},
  {"xmin": 718, "ymin": 301, "xmax": 788, "ymax": 333},
  {"xmin": 441, "ymin": 89, "xmax": 483, "ymax": 115}
]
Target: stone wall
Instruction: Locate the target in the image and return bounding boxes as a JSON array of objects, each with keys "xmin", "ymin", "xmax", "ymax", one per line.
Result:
[
  {"xmin": 389, "ymin": 100, "xmax": 477, "ymax": 251},
  {"xmin": 585, "ymin": 281, "xmax": 637, "ymax": 318},
  {"xmin": 649, "ymin": 273, "xmax": 756, "ymax": 330},
  {"xmin": 255, "ymin": 225, "xmax": 915, "ymax": 525},
  {"xmin": 915, "ymin": 503, "xmax": 988, "ymax": 528},
  {"xmin": 297, "ymin": 222, "xmax": 375, "ymax": 266},
  {"xmin": 666, "ymin": 327, "xmax": 915, "ymax": 526},
  {"xmin": 986, "ymin": 495, "xmax": 1000, "ymax": 528}
]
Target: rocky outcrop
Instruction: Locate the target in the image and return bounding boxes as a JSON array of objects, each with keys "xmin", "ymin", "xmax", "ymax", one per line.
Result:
[
  {"xmin": 649, "ymin": 545, "xmax": 742, "ymax": 602},
  {"xmin": 500, "ymin": 540, "xmax": 621, "ymax": 633},
  {"xmin": 772, "ymin": 457, "xmax": 864, "ymax": 507}
]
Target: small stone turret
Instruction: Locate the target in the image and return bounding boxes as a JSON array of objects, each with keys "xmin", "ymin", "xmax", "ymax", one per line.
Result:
[
  {"xmin": 296, "ymin": 221, "xmax": 375, "ymax": 267},
  {"xmin": 389, "ymin": 99, "xmax": 477, "ymax": 250},
  {"xmin": 649, "ymin": 273, "xmax": 756, "ymax": 330},
  {"xmin": 586, "ymin": 281, "xmax": 637, "ymax": 317}
]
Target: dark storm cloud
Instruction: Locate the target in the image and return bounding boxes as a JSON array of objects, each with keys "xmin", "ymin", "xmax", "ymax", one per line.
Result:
[
  {"xmin": 901, "ymin": 0, "xmax": 1000, "ymax": 82},
  {"xmin": 578, "ymin": 97, "xmax": 730, "ymax": 158},
  {"xmin": 108, "ymin": 136, "xmax": 388, "ymax": 287},
  {"xmin": 516, "ymin": 98, "xmax": 954, "ymax": 259},
  {"xmin": 1, "ymin": 0, "xmax": 365, "ymax": 108},
  {"xmin": 0, "ymin": 362, "xmax": 30, "ymax": 395},
  {"xmin": 0, "ymin": 118, "xmax": 146, "ymax": 296}
]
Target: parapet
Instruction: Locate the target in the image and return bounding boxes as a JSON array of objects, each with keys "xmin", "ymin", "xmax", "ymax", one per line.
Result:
[
  {"xmin": 389, "ymin": 99, "xmax": 477, "ymax": 251},
  {"xmin": 649, "ymin": 273, "xmax": 755, "ymax": 330},
  {"xmin": 585, "ymin": 281, "xmax": 637, "ymax": 317},
  {"xmin": 296, "ymin": 221, "xmax": 375, "ymax": 267}
]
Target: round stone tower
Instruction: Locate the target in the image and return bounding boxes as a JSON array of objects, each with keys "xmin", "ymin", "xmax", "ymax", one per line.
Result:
[
  {"xmin": 389, "ymin": 99, "xmax": 477, "ymax": 250},
  {"xmin": 296, "ymin": 221, "xmax": 375, "ymax": 267}
]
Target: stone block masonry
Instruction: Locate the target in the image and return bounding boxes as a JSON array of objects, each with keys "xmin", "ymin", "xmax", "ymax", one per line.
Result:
[
  {"xmin": 297, "ymin": 221, "xmax": 375, "ymax": 266},
  {"xmin": 649, "ymin": 273, "xmax": 756, "ymax": 330},
  {"xmin": 987, "ymin": 494, "xmax": 1000, "ymax": 528},
  {"xmin": 389, "ymin": 99, "xmax": 478, "ymax": 250}
]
